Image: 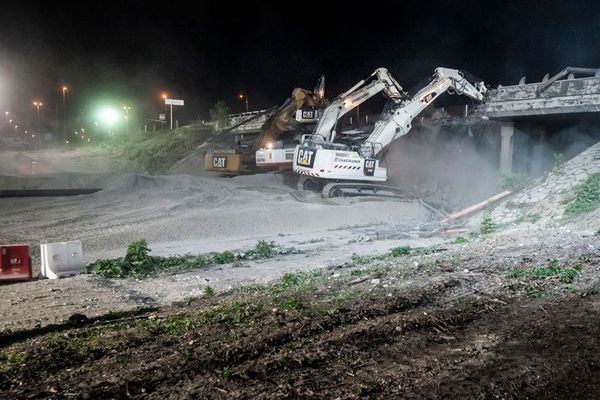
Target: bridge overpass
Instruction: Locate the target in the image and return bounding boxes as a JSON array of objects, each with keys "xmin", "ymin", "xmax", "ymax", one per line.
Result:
[{"xmin": 479, "ymin": 67, "xmax": 600, "ymax": 173}]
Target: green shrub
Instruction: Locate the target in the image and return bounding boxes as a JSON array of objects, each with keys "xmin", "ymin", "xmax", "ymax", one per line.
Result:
[
  {"xmin": 193, "ymin": 255, "xmax": 209, "ymax": 268},
  {"xmin": 124, "ymin": 240, "xmax": 151, "ymax": 264},
  {"xmin": 88, "ymin": 239, "xmax": 155, "ymax": 278},
  {"xmin": 204, "ymin": 286, "xmax": 215, "ymax": 297},
  {"xmin": 280, "ymin": 272, "xmax": 301, "ymax": 288},
  {"xmin": 480, "ymin": 215, "xmax": 496, "ymax": 235},
  {"xmin": 254, "ymin": 240, "xmax": 276, "ymax": 258},
  {"xmin": 211, "ymin": 251, "xmax": 236, "ymax": 264},
  {"xmin": 391, "ymin": 246, "xmax": 412, "ymax": 257}
]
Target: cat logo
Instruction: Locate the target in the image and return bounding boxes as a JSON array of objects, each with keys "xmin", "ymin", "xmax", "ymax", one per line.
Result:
[
  {"xmin": 420, "ymin": 92, "xmax": 436, "ymax": 104},
  {"xmin": 212, "ymin": 156, "xmax": 227, "ymax": 168},
  {"xmin": 296, "ymin": 148, "xmax": 316, "ymax": 168},
  {"xmin": 302, "ymin": 109, "xmax": 315, "ymax": 119},
  {"xmin": 364, "ymin": 158, "xmax": 376, "ymax": 176}
]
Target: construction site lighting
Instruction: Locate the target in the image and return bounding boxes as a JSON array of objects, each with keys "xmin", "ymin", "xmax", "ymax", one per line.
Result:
[{"xmin": 97, "ymin": 106, "xmax": 119, "ymax": 126}]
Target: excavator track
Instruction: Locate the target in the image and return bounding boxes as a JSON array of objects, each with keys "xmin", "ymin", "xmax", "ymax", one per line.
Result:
[{"xmin": 321, "ymin": 182, "xmax": 413, "ymax": 200}]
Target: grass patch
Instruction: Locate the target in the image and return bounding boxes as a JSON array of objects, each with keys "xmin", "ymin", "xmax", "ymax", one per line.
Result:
[
  {"xmin": 507, "ymin": 259, "xmax": 582, "ymax": 284},
  {"xmin": 526, "ymin": 286, "xmax": 545, "ymax": 298},
  {"xmin": 204, "ymin": 286, "xmax": 215, "ymax": 297},
  {"xmin": 391, "ymin": 246, "xmax": 411, "ymax": 257},
  {"xmin": 284, "ymin": 298, "xmax": 305, "ymax": 311},
  {"xmin": 105, "ymin": 125, "xmax": 215, "ymax": 173},
  {"xmin": 344, "ymin": 246, "xmax": 444, "ymax": 269},
  {"xmin": 350, "ymin": 267, "xmax": 381, "ymax": 277},
  {"xmin": 348, "ymin": 253, "xmax": 390, "ymax": 266},
  {"xmin": 501, "ymin": 173, "xmax": 533, "ymax": 191},
  {"xmin": 89, "ymin": 239, "xmax": 289, "ymax": 279},
  {"xmin": 452, "ymin": 236, "xmax": 469, "ymax": 244},
  {"xmin": 210, "ymin": 251, "xmax": 236, "ymax": 264},
  {"xmin": 564, "ymin": 173, "xmax": 600, "ymax": 216},
  {"xmin": 221, "ymin": 366, "xmax": 233, "ymax": 381},
  {"xmin": 390, "ymin": 245, "xmax": 443, "ymax": 257},
  {"xmin": 278, "ymin": 271, "xmax": 324, "ymax": 290},
  {"xmin": 200, "ymin": 301, "xmax": 260, "ymax": 325}
]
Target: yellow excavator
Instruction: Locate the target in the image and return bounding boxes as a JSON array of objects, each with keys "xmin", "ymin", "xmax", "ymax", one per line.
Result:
[{"xmin": 205, "ymin": 76, "xmax": 326, "ymax": 173}]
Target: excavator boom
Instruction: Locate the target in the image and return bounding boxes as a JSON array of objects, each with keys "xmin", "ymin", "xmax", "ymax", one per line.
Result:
[
  {"xmin": 364, "ymin": 67, "xmax": 486, "ymax": 156},
  {"xmin": 310, "ymin": 68, "xmax": 406, "ymax": 143},
  {"xmin": 255, "ymin": 76, "xmax": 326, "ymax": 150}
]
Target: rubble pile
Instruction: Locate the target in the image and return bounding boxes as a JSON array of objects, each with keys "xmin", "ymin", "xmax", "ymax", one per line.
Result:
[{"xmin": 490, "ymin": 141, "xmax": 600, "ymax": 225}]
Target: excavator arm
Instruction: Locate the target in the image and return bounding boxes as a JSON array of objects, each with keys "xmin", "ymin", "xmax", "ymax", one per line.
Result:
[
  {"xmin": 255, "ymin": 75, "xmax": 326, "ymax": 150},
  {"xmin": 311, "ymin": 68, "xmax": 407, "ymax": 143},
  {"xmin": 363, "ymin": 67, "xmax": 486, "ymax": 157}
]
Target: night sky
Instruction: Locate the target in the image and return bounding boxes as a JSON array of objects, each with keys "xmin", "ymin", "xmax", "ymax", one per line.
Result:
[{"xmin": 1, "ymin": 0, "xmax": 599, "ymax": 131}]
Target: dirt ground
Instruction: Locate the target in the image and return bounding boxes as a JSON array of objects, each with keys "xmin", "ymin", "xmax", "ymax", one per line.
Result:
[
  {"xmin": 1, "ymin": 145, "xmax": 600, "ymax": 398},
  {"xmin": 1, "ymin": 227, "xmax": 599, "ymax": 399}
]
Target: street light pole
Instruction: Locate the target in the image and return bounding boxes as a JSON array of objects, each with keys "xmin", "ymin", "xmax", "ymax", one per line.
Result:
[
  {"xmin": 161, "ymin": 93, "xmax": 168, "ymax": 129},
  {"xmin": 62, "ymin": 87, "xmax": 67, "ymax": 143},
  {"xmin": 33, "ymin": 102, "xmax": 42, "ymax": 132},
  {"xmin": 239, "ymin": 94, "xmax": 248, "ymax": 113},
  {"xmin": 123, "ymin": 106, "xmax": 131, "ymax": 131}
]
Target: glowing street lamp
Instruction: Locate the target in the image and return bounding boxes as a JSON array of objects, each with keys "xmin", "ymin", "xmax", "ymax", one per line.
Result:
[
  {"xmin": 33, "ymin": 101, "xmax": 43, "ymax": 131},
  {"xmin": 123, "ymin": 106, "xmax": 131, "ymax": 132},
  {"xmin": 161, "ymin": 93, "xmax": 168, "ymax": 128},
  {"xmin": 238, "ymin": 93, "xmax": 249, "ymax": 113}
]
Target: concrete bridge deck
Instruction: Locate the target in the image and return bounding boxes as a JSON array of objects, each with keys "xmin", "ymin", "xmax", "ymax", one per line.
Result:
[{"xmin": 481, "ymin": 67, "xmax": 600, "ymax": 119}]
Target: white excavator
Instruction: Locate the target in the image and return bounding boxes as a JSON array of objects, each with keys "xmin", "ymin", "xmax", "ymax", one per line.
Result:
[
  {"xmin": 293, "ymin": 67, "xmax": 487, "ymax": 197},
  {"xmin": 255, "ymin": 68, "xmax": 404, "ymax": 169}
]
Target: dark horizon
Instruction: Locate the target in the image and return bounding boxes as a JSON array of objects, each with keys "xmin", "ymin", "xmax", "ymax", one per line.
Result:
[{"xmin": 1, "ymin": 0, "xmax": 600, "ymax": 134}]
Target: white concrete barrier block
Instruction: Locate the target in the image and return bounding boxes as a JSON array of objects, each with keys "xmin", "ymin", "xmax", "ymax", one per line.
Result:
[{"xmin": 40, "ymin": 240, "xmax": 86, "ymax": 279}]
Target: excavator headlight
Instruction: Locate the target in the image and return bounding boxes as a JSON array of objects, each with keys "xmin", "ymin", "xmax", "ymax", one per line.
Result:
[{"xmin": 266, "ymin": 142, "xmax": 273, "ymax": 149}]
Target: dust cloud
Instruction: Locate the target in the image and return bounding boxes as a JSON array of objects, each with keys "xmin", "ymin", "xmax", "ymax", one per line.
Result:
[{"xmin": 382, "ymin": 122, "xmax": 501, "ymax": 209}]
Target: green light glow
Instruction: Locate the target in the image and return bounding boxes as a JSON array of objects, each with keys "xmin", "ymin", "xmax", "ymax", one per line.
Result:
[{"xmin": 97, "ymin": 107, "xmax": 119, "ymax": 126}]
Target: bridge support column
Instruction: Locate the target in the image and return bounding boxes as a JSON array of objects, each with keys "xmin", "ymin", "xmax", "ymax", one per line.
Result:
[
  {"xmin": 499, "ymin": 122, "xmax": 514, "ymax": 174},
  {"xmin": 530, "ymin": 127, "xmax": 546, "ymax": 177}
]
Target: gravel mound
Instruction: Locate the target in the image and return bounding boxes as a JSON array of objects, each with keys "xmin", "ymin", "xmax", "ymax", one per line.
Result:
[
  {"xmin": 490, "ymin": 141, "xmax": 600, "ymax": 226},
  {"xmin": 98, "ymin": 173, "xmax": 233, "ymax": 205}
]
